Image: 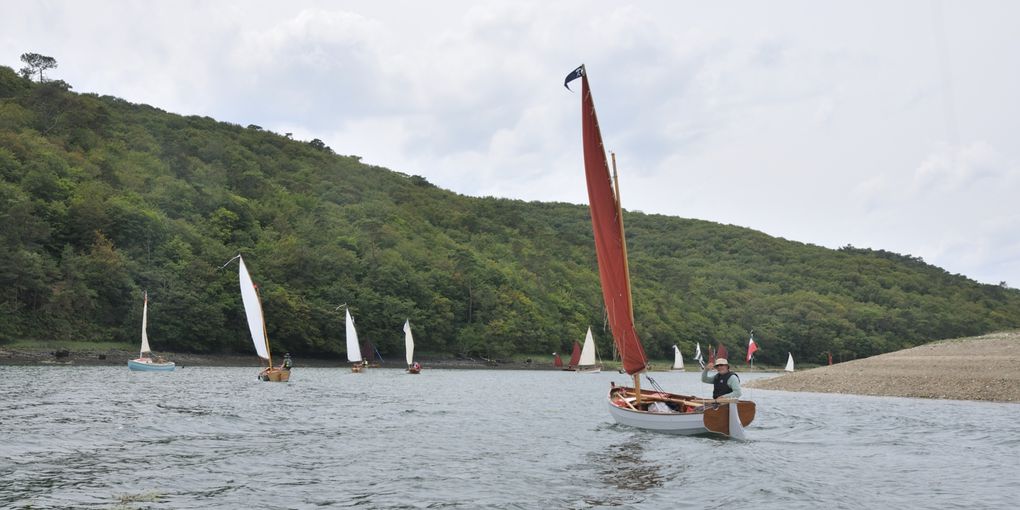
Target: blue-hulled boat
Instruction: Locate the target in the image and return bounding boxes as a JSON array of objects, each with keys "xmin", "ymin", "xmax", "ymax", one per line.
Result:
[{"xmin": 127, "ymin": 291, "xmax": 175, "ymax": 372}]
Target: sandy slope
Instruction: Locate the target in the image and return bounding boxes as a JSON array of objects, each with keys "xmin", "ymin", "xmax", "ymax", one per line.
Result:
[{"xmin": 745, "ymin": 330, "xmax": 1020, "ymax": 402}]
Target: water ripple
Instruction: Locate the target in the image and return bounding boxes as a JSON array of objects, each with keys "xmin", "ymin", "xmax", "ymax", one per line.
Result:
[{"xmin": 0, "ymin": 368, "xmax": 1018, "ymax": 508}]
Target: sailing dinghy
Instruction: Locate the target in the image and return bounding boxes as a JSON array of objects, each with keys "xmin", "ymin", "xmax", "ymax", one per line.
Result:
[
  {"xmin": 567, "ymin": 65, "xmax": 755, "ymax": 436},
  {"xmin": 577, "ymin": 327, "xmax": 603, "ymax": 373},
  {"xmin": 563, "ymin": 340, "xmax": 582, "ymax": 371},
  {"xmin": 405, "ymin": 320, "xmax": 421, "ymax": 373},
  {"xmin": 127, "ymin": 292, "xmax": 175, "ymax": 371},
  {"xmin": 237, "ymin": 255, "xmax": 289, "ymax": 382},
  {"xmin": 345, "ymin": 307, "xmax": 364, "ymax": 372},
  {"xmin": 785, "ymin": 352, "xmax": 795, "ymax": 372},
  {"xmin": 671, "ymin": 345, "xmax": 684, "ymax": 371}
]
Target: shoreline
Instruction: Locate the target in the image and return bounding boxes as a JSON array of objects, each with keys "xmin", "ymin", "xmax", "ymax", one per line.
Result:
[
  {"xmin": 0, "ymin": 347, "xmax": 576, "ymax": 370},
  {"xmin": 745, "ymin": 330, "xmax": 1020, "ymax": 403}
]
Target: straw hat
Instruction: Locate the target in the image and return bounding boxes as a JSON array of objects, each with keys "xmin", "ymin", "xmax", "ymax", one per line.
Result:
[{"xmin": 714, "ymin": 358, "xmax": 729, "ymax": 367}]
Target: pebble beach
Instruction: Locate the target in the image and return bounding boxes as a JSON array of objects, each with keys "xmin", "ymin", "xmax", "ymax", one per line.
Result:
[{"xmin": 746, "ymin": 330, "xmax": 1020, "ymax": 402}]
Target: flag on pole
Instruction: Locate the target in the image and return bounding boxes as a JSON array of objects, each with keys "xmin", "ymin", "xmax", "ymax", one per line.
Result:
[{"xmin": 747, "ymin": 334, "xmax": 758, "ymax": 363}]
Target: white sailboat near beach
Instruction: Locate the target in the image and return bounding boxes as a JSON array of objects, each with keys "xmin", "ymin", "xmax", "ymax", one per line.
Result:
[
  {"xmin": 127, "ymin": 291, "xmax": 175, "ymax": 371},
  {"xmin": 671, "ymin": 345, "xmax": 684, "ymax": 371},
  {"xmin": 577, "ymin": 326, "xmax": 602, "ymax": 373},
  {"xmin": 785, "ymin": 352, "xmax": 795, "ymax": 372},
  {"xmin": 346, "ymin": 307, "xmax": 364, "ymax": 372},
  {"xmin": 405, "ymin": 319, "xmax": 421, "ymax": 373}
]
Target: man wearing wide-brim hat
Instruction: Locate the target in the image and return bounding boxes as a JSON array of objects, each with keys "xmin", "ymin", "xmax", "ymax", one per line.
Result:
[{"xmin": 701, "ymin": 358, "xmax": 742, "ymax": 401}]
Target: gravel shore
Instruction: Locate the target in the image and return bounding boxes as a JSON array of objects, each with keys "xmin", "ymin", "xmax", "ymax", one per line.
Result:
[{"xmin": 745, "ymin": 330, "xmax": 1020, "ymax": 402}]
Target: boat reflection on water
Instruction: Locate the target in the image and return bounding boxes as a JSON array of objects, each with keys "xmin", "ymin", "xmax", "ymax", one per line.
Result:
[{"xmin": 591, "ymin": 439, "xmax": 670, "ymax": 493}]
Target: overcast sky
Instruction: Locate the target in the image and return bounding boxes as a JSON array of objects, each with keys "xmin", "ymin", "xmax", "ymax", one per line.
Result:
[{"xmin": 4, "ymin": 1, "xmax": 1018, "ymax": 286}]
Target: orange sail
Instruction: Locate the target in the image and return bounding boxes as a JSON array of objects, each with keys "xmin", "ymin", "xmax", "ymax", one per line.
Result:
[{"xmin": 575, "ymin": 67, "xmax": 648, "ymax": 375}]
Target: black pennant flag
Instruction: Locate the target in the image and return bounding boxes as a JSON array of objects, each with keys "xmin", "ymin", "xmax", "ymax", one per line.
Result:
[{"xmin": 563, "ymin": 64, "xmax": 585, "ymax": 90}]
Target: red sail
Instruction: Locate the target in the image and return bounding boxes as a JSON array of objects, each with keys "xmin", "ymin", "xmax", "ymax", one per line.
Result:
[
  {"xmin": 716, "ymin": 343, "xmax": 729, "ymax": 362},
  {"xmin": 579, "ymin": 74, "xmax": 648, "ymax": 375},
  {"xmin": 569, "ymin": 341, "xmax": 582, "ymax": 367},
  {"xmin": 553, "ymin": 353, "xmax": 563, "ymax": 367}
]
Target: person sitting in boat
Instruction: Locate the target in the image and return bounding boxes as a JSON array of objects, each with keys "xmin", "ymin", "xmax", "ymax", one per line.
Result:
[
  {"xmin": 412, "ymin": 361, "xmax": 421, "ymax": 371},
  {"xmin": 281, "ymin": 353, "xmax": 292, "ymax": 370},
  {"xmin": 701, "ymin": 358, "xmax": 742, "ymax": 401}
]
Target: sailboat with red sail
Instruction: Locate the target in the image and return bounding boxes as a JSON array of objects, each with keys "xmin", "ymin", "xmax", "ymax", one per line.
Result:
[
  {"xmin": 566, "ymin": 64, "xmax": 755, "ymax": 436},
  {"xmin": 564, "ymin": 340, "xmax": 582, "ymax": 371}
]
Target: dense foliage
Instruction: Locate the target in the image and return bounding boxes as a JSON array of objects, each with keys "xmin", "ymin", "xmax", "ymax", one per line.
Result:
[{"xmin": 2, "ymin": 65, "xmax": 1018, "ymax": 365}]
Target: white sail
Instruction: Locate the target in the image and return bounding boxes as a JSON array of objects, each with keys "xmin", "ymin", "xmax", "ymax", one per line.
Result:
[
  {"xmin": 139, "ymin": 292, "xmax": 152, "ymax": 356},
  {"xmin": 404, "ymin": 319, "xmax": 414, "ymax": 365},
  {"xmin": 785, "ymin": 352, "xmax": 795, "ymax": 372},
  {"xmin": 672, "ymin": 345, "xmax": 684, "ymax": 370},
  {"xmin": 346, "ymin": 307, "xmax": 362, "ymax": 363},
  {"xmin": 579, "ymin": 327, "xmax": 597, "ymax": 367},
  {"xmin": 238, "ymin": 256, "xmax": 270, "ymax": 361},
  {"xmin": 695, "ymin": 342, "xmax": 704, "ymax": 368}
]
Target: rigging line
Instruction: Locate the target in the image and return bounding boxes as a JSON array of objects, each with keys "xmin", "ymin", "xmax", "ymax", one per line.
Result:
[{"xmin": 645, "ymin": 374, "xmax": 666, "ymax": 394}]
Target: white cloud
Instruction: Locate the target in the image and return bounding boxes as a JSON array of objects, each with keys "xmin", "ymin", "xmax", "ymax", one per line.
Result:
[{"xmin": 3, "ymin": 0, "xmax": 1020, "ymax": 285}]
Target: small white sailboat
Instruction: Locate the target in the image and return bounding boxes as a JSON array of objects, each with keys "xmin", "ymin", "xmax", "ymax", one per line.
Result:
[
  {"xmin": 346, "ymin": 307, "xmax": 364, "ymax": 372},
  {"xmin": 127, "ymin": 291, "xmax": 175, "ymax": 371},
  {"xmin": 785, "ymin": 352, "xmax": 795, "ymax": 372},
  {"xmin": 671, "ymin": 345, "xmax": 684, "ymax": 371},
  {"xmin": 238, "ymin": 256, "xmax": 289, "ymax": 382},
  {"xmin": 405, "ymin": 320, "xmax": 421, "ymax": 374},
  {"xmin": 577, "ymin": 326, "xmax": 602, "ymax": 373}
]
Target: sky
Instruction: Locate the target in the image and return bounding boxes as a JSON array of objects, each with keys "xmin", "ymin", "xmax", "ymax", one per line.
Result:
[{"xmin": 3, "ymin": 0, "xmax": 1019, "ymax": 286}]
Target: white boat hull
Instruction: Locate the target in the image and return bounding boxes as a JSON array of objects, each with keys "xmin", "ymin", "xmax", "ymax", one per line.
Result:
[
  {"xmin": 607, "ymin": 399, "xmax": 708, "ymax": 435},
  {"xmin": 127, "ymin": 358, "xmax": 175, "ymax": 371},
  {"xmin": 607, "ymin": 386, "xmax": 755, "ymax": 436}
]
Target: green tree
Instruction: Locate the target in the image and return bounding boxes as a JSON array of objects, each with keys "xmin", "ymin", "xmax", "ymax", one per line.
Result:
[{"xmin": 19, "ymin": 53, "xmax": 57, "ymax": 82}]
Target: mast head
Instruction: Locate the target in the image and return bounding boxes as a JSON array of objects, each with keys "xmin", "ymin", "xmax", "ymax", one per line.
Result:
[{"xmin": 564, "ymin": 64, "xmax": 586, "ymax": 91}]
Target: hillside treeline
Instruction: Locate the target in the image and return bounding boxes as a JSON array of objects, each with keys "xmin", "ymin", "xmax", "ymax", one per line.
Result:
[{"xmin": 2, "ymin": 65, "xmax": 1018, "ymax": 365}]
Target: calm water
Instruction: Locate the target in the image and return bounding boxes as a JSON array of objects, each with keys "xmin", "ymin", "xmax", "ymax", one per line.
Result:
[{"xmin": 1, "ymin": 366, "xmax": 1018, "ymax": 509}]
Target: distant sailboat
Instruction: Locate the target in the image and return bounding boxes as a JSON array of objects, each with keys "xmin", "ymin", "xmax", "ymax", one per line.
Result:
[
  {"xmin": 577, "ymin": 326, "xmax": 603, "ymax": 373},
  {"xmin": 564, "ymin": 340, "xmax": 582, "ymax": 371},
  {"xmin": 671, "ymin": 345, "xmax": 684, "ymax": 371},
  {"xmin": 127, "ymin": 291, "xmax": 175, "ymax": 371},
  {"xmin": 346, "ymin": 307, "xmax": 363, "ymax": 372},
  {"xmin": 553, "ymin": 353, "xmax": 563, "ymax": 368},
  {"xmin": 237, "ymin": 256, "xmax": 289, "ymax": 382},
  {"xmin": 405, "ymin": 320, "xmax": 421, "ymax": 374},
  {"xmin": 567, "ymin": 64, "xmax": 754, "ymax": 436},
  {"xmin": 785, "ymin": 352, "xmax": 795, "ymax": 372}
]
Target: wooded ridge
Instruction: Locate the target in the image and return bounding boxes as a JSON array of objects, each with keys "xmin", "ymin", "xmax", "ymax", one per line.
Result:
[{"xmin": 2, "ymin": 64, "xmax": 1018, "ymax": 365}]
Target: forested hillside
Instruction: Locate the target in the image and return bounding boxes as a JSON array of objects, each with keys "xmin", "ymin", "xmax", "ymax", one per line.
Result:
[{"xmin": 2, "ymin": 65, "xmax": 1018, "ymax": 365}]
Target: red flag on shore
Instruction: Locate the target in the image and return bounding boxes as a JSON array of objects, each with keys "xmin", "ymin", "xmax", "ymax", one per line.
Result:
[{"xmin": 747, "ymin": 335, "xmax": 758, "ymax": 362}]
